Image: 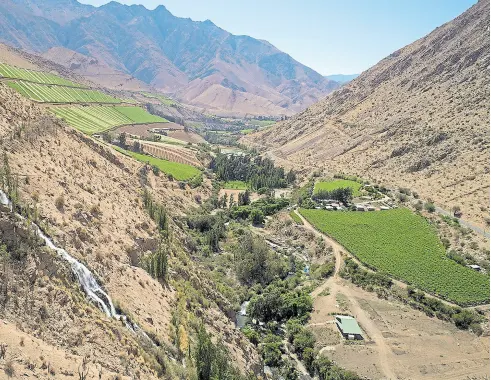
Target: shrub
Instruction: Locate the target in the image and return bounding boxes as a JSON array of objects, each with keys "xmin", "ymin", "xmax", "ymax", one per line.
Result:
[
  {"xmin": 4, "ymin": 360, "xmax": 15, "ymax": 378},
  {"xmin": 424, "ymin": 202, "xmax": 436, "ymax": 212},
  {"xmin": 55, "ymin": 195, "xmax": 65, "ymax": 210}
]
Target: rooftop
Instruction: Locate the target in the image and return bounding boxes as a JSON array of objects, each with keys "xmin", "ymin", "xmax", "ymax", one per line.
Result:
[{"xmin": 336, "ymin": 315, "xmax": 363, "ymax": 335}]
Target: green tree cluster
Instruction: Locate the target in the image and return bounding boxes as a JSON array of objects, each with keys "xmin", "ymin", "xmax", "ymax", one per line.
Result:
[{"xmin": 210, "ymin": 154, "xmax": 295, "ymax": 190}]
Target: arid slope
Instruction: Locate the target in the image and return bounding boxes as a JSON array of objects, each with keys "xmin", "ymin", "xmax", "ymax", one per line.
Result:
[
  {"xmin": 244, "ymin": 0, "xmax": 490, "ymax": 225},
  {"xmin": 0, "ymin": 83, "xmax": 260, "ymax": 377}
]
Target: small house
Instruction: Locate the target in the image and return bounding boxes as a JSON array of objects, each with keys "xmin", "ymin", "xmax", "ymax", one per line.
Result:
[{"xmin": 335, "ymin": 315, "xmax": 363, "ymax": 340}]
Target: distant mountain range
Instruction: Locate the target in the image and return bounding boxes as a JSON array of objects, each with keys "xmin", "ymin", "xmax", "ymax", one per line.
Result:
[
  {"xmin": 0, "ymin": 0, "xmax": 340, "ymax": 116},
  {"xmin": 324, "ymin": 74, "xmax": 359, "ymax": 83}
]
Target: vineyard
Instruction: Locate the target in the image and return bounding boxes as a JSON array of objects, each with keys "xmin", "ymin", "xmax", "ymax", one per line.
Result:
[
  {"xmin": 7, "ymin": 81, "xmax": 121, "ymax": 103},
  {"xmin": 51, "ymin": 106, "xmax": 167, "ymax": 134},
  {"xmin": 299, "ymin": 208, "xmax": 489, "ymax": 305},
  {"xmin": 0, "ymin": 63, "xmax": 82, "ymax": 87},
  {"xmin": 114, "ymin": 147, "xmax": 200, "ymax": 180},
  {"xmin": 314, "ymin": 179, "xmax": 362, "ymax": 196}
]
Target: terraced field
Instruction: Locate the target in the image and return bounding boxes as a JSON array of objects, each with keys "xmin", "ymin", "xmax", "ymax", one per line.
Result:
[
  {"xmin": 7, "ymin": 81, "xmax": 121, "ymax": 103},
  {"xmin": 114, "ymin": 146, "xmax": 200, "ymax": 180},
  {"xmin": 300, "ymin": 208, "xmax": 490, "ymax": 306},
  {"xmin": 0, "ymin": 63, "xmax": 83, "ymax": 87},
  {"xmin": 52, "ymin": 106, "xmax": 167, "ymax": 134}
]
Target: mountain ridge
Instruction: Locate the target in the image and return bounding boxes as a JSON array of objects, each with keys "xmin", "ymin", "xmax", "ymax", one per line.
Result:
[{"xmin": 0, "ymin": 0, "xmax": 340, "ymax": 116}]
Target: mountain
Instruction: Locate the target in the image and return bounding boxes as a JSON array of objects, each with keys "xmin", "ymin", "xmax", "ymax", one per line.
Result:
[
  {"xmin": 325, "ymin": 74, "xmax": 359, "ymax": 83},
  {"xmin": 0, "ymin": 0, "xmax": 340, "ymax": 117},
  {"xmin": 243, "ymin": 0, "xmax": 490, "ymax": 225}
]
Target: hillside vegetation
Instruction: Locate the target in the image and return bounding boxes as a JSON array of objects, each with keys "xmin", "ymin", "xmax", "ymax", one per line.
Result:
[{"xmin": 244, "ymin": 0, "xmax": 490, "ymax": 226}]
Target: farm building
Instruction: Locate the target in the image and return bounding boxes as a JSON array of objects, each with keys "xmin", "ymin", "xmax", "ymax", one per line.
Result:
[{"xmin": 335, "ymin": 315, "xmax": 363, "ymax": 340}]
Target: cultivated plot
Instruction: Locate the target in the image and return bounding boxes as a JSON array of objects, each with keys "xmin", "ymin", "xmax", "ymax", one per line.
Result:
[
  {"xmin": 314, "ymin": 179, "xmax": 362, "ymax": 196},
  {"xmin": 300, "ymin": 208, "xmax": 489, "ymax": 305},
  {"xmin": 51, "ymin": 106, "xmax": 167, "ymax": 134},
  {"xmin": 7, "ymin": 81, "xmax": 121, "ymax": 103},
  {"xmin": 0, "ymin": 62, "xmax": 83, "ymax": 87}
]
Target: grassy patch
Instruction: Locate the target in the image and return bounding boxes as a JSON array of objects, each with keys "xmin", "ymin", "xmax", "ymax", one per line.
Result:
[
  {"xmin": 114, "ymin": 147, "xmax": 200, "ymax": 180},
  {"xmin": 289, "ymin": 210, "xmax": 303, "ymax": 225},
  {"xmin": 223, "ymin": 180, "xmax": 248, "ymax": 190},
  {"xmin": 314, "ymin": 179, "xmax": 362, "ymax": 197},
  {"xmin": 299, "ymin": 208, "xmax": 489, "ymax": 306}
]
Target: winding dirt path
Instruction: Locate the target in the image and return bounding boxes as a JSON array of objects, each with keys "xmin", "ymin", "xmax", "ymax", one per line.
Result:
[{"xmin": 295, "ymin": 210, "xmax": 398, "ymax": 379}]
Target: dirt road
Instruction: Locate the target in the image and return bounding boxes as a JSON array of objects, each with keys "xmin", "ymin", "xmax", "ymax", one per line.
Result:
[{"xmin": 295, "ymin": 210, "xmax": 397, "ymax": 379}]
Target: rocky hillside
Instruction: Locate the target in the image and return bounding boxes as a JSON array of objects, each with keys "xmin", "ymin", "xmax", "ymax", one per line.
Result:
[
  {"xmin": 244, "ymin": 0, "xmax": 490, "ymax": 226},
  {"xmin": 0, "ymin": 82, "xmax": 260, "ymax": 377},
  {"xmin": 0, "ymin": 0, "xmax": 339, "ymax": 117}
]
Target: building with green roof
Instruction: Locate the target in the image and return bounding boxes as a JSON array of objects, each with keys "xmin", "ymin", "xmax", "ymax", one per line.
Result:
[{"xmin": 335, "ymin": 315, "xmax": 363, "ymax": 340}]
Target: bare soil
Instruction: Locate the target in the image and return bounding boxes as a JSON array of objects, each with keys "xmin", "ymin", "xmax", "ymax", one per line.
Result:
[{"xmin": 298, "ymin": 210, "xmax": 490, "ymax": 379}]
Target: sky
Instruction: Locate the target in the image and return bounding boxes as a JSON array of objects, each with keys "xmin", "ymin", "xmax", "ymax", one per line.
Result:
[{"xmin": 78, "ymin": 0, "xmax": 476, "ymax": 75}]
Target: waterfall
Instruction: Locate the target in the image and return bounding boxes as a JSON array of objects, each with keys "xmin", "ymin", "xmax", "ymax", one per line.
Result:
[{"xmin": 0, "ymin": 190, "xmax": 140, "ymax": 333}]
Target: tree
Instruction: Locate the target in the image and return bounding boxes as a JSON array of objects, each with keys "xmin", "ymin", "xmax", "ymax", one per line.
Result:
[
  {"xmin": 195, "ymin": 323, "xmax": 213, "ymax": 380},
  {"xmin": 261, "ymin": 334, "xmax": 283, "ymax": 367},
  {"xmin": 249, "ymin": 209, "xmax": 264, "ymax": 225},
  {"xmin": 286, "ymin": 169, "xmax": 296, "ymax": 184},
  {"xmin": 118, "ymin": 132, "xmax": 127, "ymax": 148},
  {"xmin": 234, "ymin": 233, "xmax": 286, "ymax": 285},
  {"xmin": 133, "ymin": 140, "xmax": 142, "ymax": 153}
]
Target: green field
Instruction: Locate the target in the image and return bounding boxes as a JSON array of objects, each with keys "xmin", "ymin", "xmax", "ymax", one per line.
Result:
[
  {"xmin": 240, "ymin": 128, "xmax": 255, "ymax": 135},
  {"xmin": 249, "ymin": 119, "xmax": 276, "ymax": 127},
  {"xmin": 0, "ymin": 63, "xmax": 83, "ymax": 87},
  {"xmin": 7, "ymin": 81, "xmax": 121, "ymax": 103},
  {"xmin": 51, "ymin": 106, "xmax": 167, "ymax": 134},
  {"xmin": 223, "ymin": 180, "xmax": 248, "ymax": 190},
  {"xmin": 114, "ymin": 146, "xmax": 200, "ymax": 180},
  {"xmin": 299, "ymin": 208, "xmax": 489, "ymax": 306},
  {"xmin": 314, "ymin": 179, "xmax": 362, "ymax": 196},
  {"xmin": 114, "ymin": 106, "xmax": 167, "ymax": 123},
  {"xmin": 142, "ymin": 92, "xmax": 176, "ymax": 106},
  {"xmin": 289, "ymin": 210, "xmax": 303, "ymax": 225}
]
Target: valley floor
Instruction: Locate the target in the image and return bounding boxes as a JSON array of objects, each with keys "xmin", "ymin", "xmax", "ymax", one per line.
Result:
[{"xmin": 297, "ymin": 211, "xmax": 490, "ymax": 380}]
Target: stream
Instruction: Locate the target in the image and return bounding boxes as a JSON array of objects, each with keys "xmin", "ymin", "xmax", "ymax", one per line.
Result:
[
  {"xmin": 0, "ymin": 190, "xmax": 151, "ymax": 341},
  {"xmin": 235, "ymin": 300, "xmax": 249, "ymax": 328}
]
